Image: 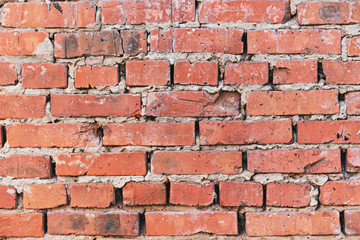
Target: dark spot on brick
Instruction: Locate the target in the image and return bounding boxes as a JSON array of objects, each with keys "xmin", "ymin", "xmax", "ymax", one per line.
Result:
[
  {"xmin": 65, "ymin": 35, "xmax": 79, "ymax": 57},
  {"xmin": 71, "ymin": 215, "xmax": 88, "ymax": 231},
  {"xmin": 52, "ymin": 3, "xmax": 63, "ymax": 14},
  {"xmin": 125, "ymin": 34, "xmax": 140, "ymax": 54},
  {"xmin": 319, "ymin": 4, "xmax": 341, "ymax": 23},
  {"xmin": 101, "ymin": 36, "xmax": 109, "ymax": 42},
  {"xmin": 96, "ymin": 214, "xmax": 120, "ymax": 235},
  {"xmin": 344, "ymin": 136, "xmax": 349, "ymax": 141}
]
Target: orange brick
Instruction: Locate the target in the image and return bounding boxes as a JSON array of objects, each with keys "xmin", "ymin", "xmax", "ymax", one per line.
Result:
[
  {"xmin": 75, "ymin": 66, "xmax": 118, "ymax": 88},
  {"xmin": 323, "ymin": 61, "xmax": 360, "ymax": 84},
  {"xmin": 174, "ymin": 61, "xmax": 218, "ymax": 85},
  {"xmin": 220, "ymin": 182, "xmax": 263, "ymax": 207},
  {"xmin": 320, "ymin": 181, "xmax": 360, "ymax": 205},
  {"xmin": 273, "ymin": 60, "xmax": 318, "ymax": 84},
  {"xmin": 70, "ymin": 184, "xmax": 114, "ymax": 208},
  {"xmin": 224, "ymin": 62, "xmax": 268, "ymax": 85},
  {"xmin": 0, "ymin": 213, "xmax": 44, "ymax": 237},
  {"xmin": 170, "ymin": 182, "xmax": 214, "ymax": 206},
  {"xmin": 123, "ymin": 182, "xmax": 166, "ymax": 206},
  {"xmin": 22, "ymin": 63, "xmax": 67, "ymax": 88},
  {"xmin": 0, "ymin": 186, "xmax": 17, "ymax": 209},
  {"xmin": 266, "ymin": 183, "xmax": 311, "ymax": 207},
  {"xmin": 23, "ymin": 184, "xmax": 67, "ymax": 209},
  {"xmin": 126, "ymin": 60, "xmax": 170, "ymax": 86},
  {"xmin": 0, "ymin": 62, "xmax": 16, "ymax": 86},
  {"xmin": 0, "ymin": 95, "xmax": 45, "ymax": 119}
]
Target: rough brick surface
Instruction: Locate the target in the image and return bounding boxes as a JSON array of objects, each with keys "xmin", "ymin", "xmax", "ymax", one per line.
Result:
[{"xmin": 0, "ymin": 1, "xmax": 359, "ymax": 238}]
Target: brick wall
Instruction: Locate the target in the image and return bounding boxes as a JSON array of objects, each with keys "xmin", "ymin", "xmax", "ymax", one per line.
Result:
[{"xmin": 0, "ymin": 0, "xmax": 358, "ymax": 238}]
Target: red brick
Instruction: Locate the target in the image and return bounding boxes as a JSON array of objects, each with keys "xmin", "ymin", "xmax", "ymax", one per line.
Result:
[
  {"xmin": 220, "ymin": 182, "xmax": 263, "ymax": 207},
  {"xmin": 103, "ymin": 122, "xmax": 194, "ymax": 146},
  {"xmin": 200, "ymin": 120, "xmax": 292, "ymax": 145},
  {"xmin": 150, "ymin": 28, "xmax": 173, "ymax": 52},
  {"xmin": 297, "ymin": 120, "xmax": 360, "ymax": 144},
  {"xmin": 75, "ymin": 66, "xmax": 118, "ymax": 88},
  {"xmin": 0, "ymin": 32, "xmax": 51, "ymax": 56},
  {"xmin": 174, "ymin": 61, "xmax": 218, "ymax": 85},
  {"xmin": 0, "ymin": 95, "xmax": 45, "ymax": 119},
  {"xmin": 345, "ymin": 210, "xmax": 360, "ymax": 235},
  {"xmin": 7, "ymin": 123, "xmax": 99, "ymax": 148},
  {"xmin": 248, "ymin": 30, "xmax": 341, "ymax": 54},
  {"xmin": 22, "ymin": 63, "xmax": 67, "ymax": 88},
  {"xmin": 0, "ymin": 62, "xmax": 16, "ymax": 86},
  {"xmin": 146, "ymin": 212, "xmax": 238, "ymax": 236},
  {"xmin": 2, "ymin": 2, "xmax": 95, "ymax": 28},
  {"xmin": 170, "ymin": 182, "xmax": 214, "ymax": 206},
  {"xmin": 126, "ymin": 60, "xmax": 169, "ymax": 86},
  {"xmin": 152, "ymin": 151, "xmax": 242, "ymax": 175},
  {"xmin": 298, "ymin": 2, "xmax": 360, "ymax": 25},
  {"xmin": 248, "ymin": 149, "xmax": 341, "ymax": 173},
  {"xmin": 224, "ymin": 62, "xmax": 268, "ymax": 85},
  {"xmin": 348, "ymin": 36, "xmax": 360, "ymax": 56},
  {"xmin": 0, "ymin": 155, "xmax": 51, "ymax": 179},
  {"xmin": 273, "ymin": 60, "xmax": 318, "ymax": 84},
  {"xmin": 70, "ymin": 184, "xmax": 114, "ymax": 208},
  {"xmin": 103, "ymin": 0, "xmax": 171, "ymax": 24},
  {"xmin": 246, "ymin": 211, "xmax": 340, "ymax": 236},
  {"xmin": 323, "ymin": 61, "xmax": 360, "ymax": 84},
  {"xmin": 172, "ymin": 0, "xmax": 195, "ymax": 22},
  {"xmin": 121, "ymin": 30, "xmax": 147, "ymax": 55},
  {"xmin": 54, "ymin": 31, "xmax": 122, "ymax": 58},
  {"xmin": 346, "ymin": 92, "xmax": 360, "ymax": 115},
  {"xmin": 347, "ymin": 149, "xmax": 360, "ymax": 172},
  {"xmin": 266, "ymin": 183, "xmax": 311, "ymax": 207},
  {"xmin": 320, "ymin": 181, "xmax": 360, "ymax": 205},
  {"xmin": 123, "ymin": 182, "xmax": 166, "ymax": 206},
  {"xmin": 199, "ymin": 0, "xmax": 290, "ymax": 23},
  {"xmin": 146, "ymin": 91, "xmax": 239, "ymax": 117},
  {"xmin": 247, "ymin": 90, "xmax": 339, "ymax": 116},
  {"xmin": 56, "ymin": 152, "xmax": 146, "ymax": 176},
  {"xmin": 174, "ymin": 28, "xmax": 243, "ymax": 54},
  {"xmin": 0, "ymin": 213, "xmax": 44, "ymax": 237},
  {"xmin": 23, "ymin": 184, "xmax": 67, "ymax": 209},
  {"xmin": 48, "ymin": 212, "xmax": 139, "ymax": 236},
  {"xmin": 51, "ymin": 94, "xmax": 141, "ymax": 117},
  {"xmin": 0, "ymin": 186, "xmax": 16, "ymax": 209}
]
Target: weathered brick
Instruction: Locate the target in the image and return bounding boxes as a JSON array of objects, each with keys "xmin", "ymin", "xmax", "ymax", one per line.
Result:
[
  {"xmin": 75, "ymin": 66, "xmax": 118, "ymax": 88},
  {"xmin": 247, "ymin": 90, "xmax": 339, "ymax": 116},
  {"xmin": 346, "ymin": 148, "xmax": 360, "ymax": 172},
  {"xmin": 0, "ymin": 32, "xmax": 51, "ymax": 56},
  {"xmin": 298, "ymin": 2, "xmax": 360, "ymax": 25},
  {"xmin": 345, "ymin": 210, "xmax": 360, "ymax": 235},
  {"xmin": 0, "ymin": 62, "xmax": 16, "ymax": 86},
  {"xmin": 346, "ymin": 92, "xmax": 360, "ymax": 115},
  {"xmin": 323, "ymin": 61, "xmax": 360, "ymax": 84},
  {"xmin": 200, "ymin": 120, "xmax": 292, "ymax": 145},
  {"xmin": 70, "ymin": 184, "xmax": 114, "ymax": 208},
  {"xmin": 152, "ymin": 151, "xmax": 242, "ymax": 175},
  {"xmin": 220, "ymin": 182, "xmax": 263, "ymax": 207},
  {"xmin": 123, "ymin": 182, "xmax": 166, "ymax": 206},
  {"xmin": 54, "ymin": 31, "xmax": 122, "ymax": 58},
  {"xmin": 297, "ymin": 120, "xmax": 360, "ymax": 144},
  {"xmin": 103, "ymin": 0, "xmax": 171, "ymax": 24},
  {"xmin": 126, "ymin": 60, "xmax": 170, "ymax": 86},
  {"xmin": 248, "ymin": 149, "xmax": 341, "ymax": 173},
  {"xmin": 246, "ymin": 211, "xmax": 340, "ymax": 236},
  {"xmin": 348, "ymin": 36, "xmax": 360, "ymax": 56},
  {"xmin": 172, "ymin": 0, "xmax": 195, "ymax": 22},
  {"xmin": 170, "ymin": 182, "xmax": 214, "ymax": 206},
  {"xmin": 121, "ymin": 30, "xmax": 147, "ymax": 55},
  {"xmin": 22, "ymin": 63, "xmax": 67, "ymax": 88},
  {"xmin": 103, "ymin": 122, "xmax": 194, "ymax": 146},
  {"xmin": 199, "ymin": 0, "xmax": 290, "ymax": 23},
  {"xmin": 7, "ymin": 123, "xmax": 99, "ymax": 148},
  {"xmin": 273, "ymin": 60, "xmax": 318, "ymax": 84},
  {"xmin": 56, "ymin": 152, "xmax": 146, "ymax": 176},
  {"xmin": 266, "ymin": 183, "xmax": 311, "ymax": 207},
  {"xmin": 2, "ymin": 2, "xmax": 95, "ymax": 28},
  {"xmin": 146, "ymin": 212, "xmax": 238, "ymax": 236},
  {"xmin": 0, "ymin": 213, "xmax": 44, "ymax": 237},
  {"xmin": 150, "ymin": 28, "xmax": 173, "ymax": 52},
  {"xmin": 0, "ymin": 186, "xmax": 16, "ymax": 209},
  {"xmin": 174, "ymin": 28, "xmax": 243, "ymax": 54},
  {"xmin": 174, "ymin": 61, "xmax": 218, "ymax": 85},
  {"xmin": 248, "ymin": 30, "xmax": 341, "ymax": 54},
  {"xmin": 320, "ymin": 181, "xmax": 360, "ymax": 205},
  {"xmin": 224, "ymin": 62, "xmax": 268, "ymax": 85},
  {"xmin": 0, "ymin": 95, "xmax": 46, "ymax": 119},
  {"xmin": 48, "ymin": 212, "xmax": 139, "ymax": 236},
  {"xmin": 146, "ymin": 91, "xmax": 240, "ymax": 117},
  {"xmin": 51, "ymin": 94, "xmax": 141, "ymax": 117},
  {"xmin": 0, "ymin": 155, "xmax": 51, "ymax": 179},
  {"xmin": 23, "ymin": 184, "xmax": 67, "ymax": 209}
]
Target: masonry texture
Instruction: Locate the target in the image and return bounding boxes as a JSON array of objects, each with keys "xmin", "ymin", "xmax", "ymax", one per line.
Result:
[{"xmin": 1, "ymin": 0, "xmax": 360, "ymax": 239}]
